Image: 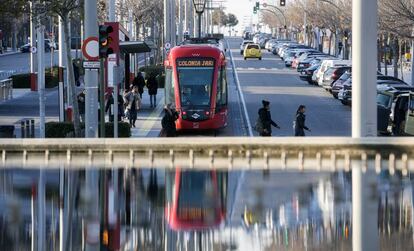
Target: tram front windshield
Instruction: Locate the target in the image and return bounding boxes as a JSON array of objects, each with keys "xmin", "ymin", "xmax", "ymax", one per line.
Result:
[{"xmin": 177, "ymin": 59, "xmax": 215, "ymax": 107}]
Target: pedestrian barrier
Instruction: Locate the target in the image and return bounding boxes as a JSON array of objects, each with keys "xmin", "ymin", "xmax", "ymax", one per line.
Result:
[
  {"xmin": 19, "ymin": 119, "xmax": 35, "ymax": 138},
  {"xmin": 0, "ymin": 137, "xmax": 413, "ymax": 171},
  {"xmin": 0, "ymin": 78, "xmax": 12, "ymax": 101}
]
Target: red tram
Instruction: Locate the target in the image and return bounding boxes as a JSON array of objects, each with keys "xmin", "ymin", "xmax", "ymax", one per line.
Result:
[
  {"xmin": 165, "ymin": 170, "xmax": 228, "ymax": 231},
  {"xmin": 164, "ymin": 42, "xmax": 228, "ymax": 131}
]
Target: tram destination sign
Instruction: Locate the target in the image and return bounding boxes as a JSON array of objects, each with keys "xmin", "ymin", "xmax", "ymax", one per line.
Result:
[{"xmin": 177, "ymin": 59, "xmax": 214, "ymax": 67}]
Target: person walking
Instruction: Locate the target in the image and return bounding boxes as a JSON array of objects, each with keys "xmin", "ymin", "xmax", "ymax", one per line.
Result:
[
  {"xmin": 257, "ymin": 100, "xmax": 280, "ymax": 136},
  {"xmin": 147, "ymin": 73, "xmax": 158, "ymax": 108},
  {"xmin": 124, "ymin": 85, "xmax": 141, "ymax": 127},
  {"xmin": 133, "ymin": 72, "xmax": 145, "ymax": 99},
  {"xmin": 294, "ymin": 105, "xmax": 310, "ymax": 136},
  {"xmin": 77, "ymin": 89, "xmax": 86, "ymax": 123},
  {"xmin": 105, "ymin": 90, "xmax": 124, "ymax": 122},
  {"xmin": 161, "ymin": 104, "xmax": 179, "ymax": 137}
]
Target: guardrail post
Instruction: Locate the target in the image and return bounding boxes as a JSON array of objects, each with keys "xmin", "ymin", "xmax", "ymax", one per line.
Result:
[
  {"xmin": 20, "ymin": 121, "xmax": 25, "ymax": 138},
  {"xmin": 31, "ymin": 119, "xmax": 35, "ymax": 138},
  {"xmin": 0, "ymin": 83, "xmax": 4, "ymax": 101},
  {"xmin": 25, "ymin": 120, "xmax": 30, "ymax": 139}
]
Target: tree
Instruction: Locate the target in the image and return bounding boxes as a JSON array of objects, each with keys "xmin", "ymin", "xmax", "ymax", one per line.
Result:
[
  {"xmin": 225, "ymin": 13, "xmax": 239, "ymax": 27},
  {"xmin": 212, "ymin": 9, "xmax": 227, "ymax": 26},
  {"xmin": 34, "ymin": 0, "xmax": 82, "ymax": 137}
]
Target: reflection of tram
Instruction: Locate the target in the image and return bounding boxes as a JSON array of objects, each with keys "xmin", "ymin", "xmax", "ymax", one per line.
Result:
[
  {"xmin": 164, "ymin": 41, "xmax": 228, "ymax": 131},
  {"xmin": 165, "ymin": 170, "xmax": 228, "ymax": 230}
]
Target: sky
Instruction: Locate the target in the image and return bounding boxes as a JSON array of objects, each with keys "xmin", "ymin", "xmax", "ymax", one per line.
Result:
[{"xmin": 223, "ymin": 0, "xmax": 278, "ymax": 34}]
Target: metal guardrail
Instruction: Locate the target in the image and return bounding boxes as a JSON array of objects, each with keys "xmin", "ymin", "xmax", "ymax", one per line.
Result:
[
  {"xmin": 0, "ymin": 137, "xmax": 414, "ymax": 171},
  {"xmin": 0, "ymin": 78, "xmax": 13, "ymax": 101}
]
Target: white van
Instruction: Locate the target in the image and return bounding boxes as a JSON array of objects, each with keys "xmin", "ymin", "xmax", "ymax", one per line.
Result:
[{"xmin": 312, "ymin": 59, "xmax": 351, "ymax": 85}]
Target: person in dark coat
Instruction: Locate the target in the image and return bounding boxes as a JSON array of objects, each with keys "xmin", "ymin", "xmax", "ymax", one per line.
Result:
[
  {"xmin": 258, "ymin": 100, "xmax": 280, "ymax": 136},
  {"xmin": 147, "ymin": 73, "xmax": 158, "ymax": 108},
  {"xmin": 294, "ymin": 105, "xmax": 310, "ymax": 136},
  {"xmin": 132, "ymin": 72, "xmax": 145, "ymax": 98},
  {"xmin": 161, "ymin": 104, "xmax": 179, "ymax": 137},
  {"xmin": 105, "ymin": 90, "xmax": 124, "ymax": 122},
  {"xmin": 77, "ymin": 89, "xmax": 86, "ymax": 123}
]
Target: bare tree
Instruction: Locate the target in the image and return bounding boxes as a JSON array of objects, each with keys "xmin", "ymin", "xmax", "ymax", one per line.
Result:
[{"xmin": 34, "ymin": 0, "xmax": 83, "ymax": 137}]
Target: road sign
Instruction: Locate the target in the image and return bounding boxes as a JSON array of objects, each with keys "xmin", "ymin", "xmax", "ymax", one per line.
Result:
[
  {"xmin": 165, "ymin": 42, "xmax": 171, "ymax": 50},
  {"xmin": 262, "ymin": 3, "xmax": 267, "ymax": 8},
  {"xmin": 30, "ymin": 47, "xmax": 37, "ymax": 54},
  {"xmin": 83, "ymin": 61, "xmax": 100, "ymax": 69},
  {"xmin": 82, "ymin": 37, "xmax": 99, "ymax": 61}
]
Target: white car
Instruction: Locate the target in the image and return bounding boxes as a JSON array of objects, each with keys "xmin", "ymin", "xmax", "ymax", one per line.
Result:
[
  {"xmin": 240, "ymin": 40, "xmax": 253, "ymax": 55},
  {"xmin": 316, "ymin": 60, "xmax": 351, "ymax": 86}
]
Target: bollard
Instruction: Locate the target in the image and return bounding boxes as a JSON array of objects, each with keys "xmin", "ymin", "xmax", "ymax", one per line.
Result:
[
  {"xmin": 25, "ymin": 120, "xmax": 30, "ymax": 138},
  {"xmin": 20, "ymin": 121, "xmax": 25, "ymax": 138},
  {"xmin": 31, "ymin": 119, "xmax": 35, "ymax": 138}
]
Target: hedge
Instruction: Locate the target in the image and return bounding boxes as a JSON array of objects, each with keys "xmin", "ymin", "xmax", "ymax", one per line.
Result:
[
  {"xmin": 11, "ymin": 67, "xmax": 59, "ymax": 89},
  {"xmin": 46, "ymin": 121, "xmax": 131, "ymax": 138}
]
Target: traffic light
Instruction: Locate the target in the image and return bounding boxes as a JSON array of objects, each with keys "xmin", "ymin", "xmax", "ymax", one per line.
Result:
[
  {"xmin": 99, "ymin": 25, "xmax": 114, "ymax": 58},
  {"xmin": 253, "ymin": 6, "xmax": 257, "ymax": 14},
  {"xmin": 255, "ymin": 1, "xmax": 260, "ymax": 9},
  {"xmin": 280, "ymin": 0, "xmax": 286, "ymax": 6}
]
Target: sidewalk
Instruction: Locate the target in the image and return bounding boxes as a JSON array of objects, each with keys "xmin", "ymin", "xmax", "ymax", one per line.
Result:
[
  {"xmin": 0, "ymin": 48, "xmax": 20, "ymax": 57},
  {"xmin": 130, "ymin": 89, "xmax": 165, "ymax": 138}
]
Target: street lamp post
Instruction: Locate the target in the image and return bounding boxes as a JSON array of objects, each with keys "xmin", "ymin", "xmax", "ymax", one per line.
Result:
[{"xmin": 192, "ymin": 0, "xmax": 206, "ymax": 38}]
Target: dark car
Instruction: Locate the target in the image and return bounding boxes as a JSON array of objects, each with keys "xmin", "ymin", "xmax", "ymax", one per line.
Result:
[
  {"xmin": 20, "ymin": 41, "xmax": 51, "ymax": 53},
  {"xmin": 338, "ymin": 77, "xmax": 408, "ymax": 106},
  {"xmin": 332, "ymin": 71, "xmax": 351, "ymax": 98},
  {"xmin": 320, "ymin": 66, "xmax": 352, "ymax": 91},
  {"xmin": 299, "ymin": 63, "xmax": 321, "ymax": 84}
]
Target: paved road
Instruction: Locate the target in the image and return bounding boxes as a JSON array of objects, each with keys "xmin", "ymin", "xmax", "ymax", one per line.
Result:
[{"xmin": 227, "ymin": 37, "xmax": 352, "ymax": 137}]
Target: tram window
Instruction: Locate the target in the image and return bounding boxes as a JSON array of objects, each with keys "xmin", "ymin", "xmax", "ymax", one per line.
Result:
[
  {"xmin": 216, "ymin": 66, "xmax": 228, "ymax": 106},
  {"xmin": 178, "ymin": 67, "xmax": 214, "ymax": 106},
  {"xmin": 178, "ymin": 171, "xmax": 214, "ymax": 209},
  {"xmin": 165, "ymin": 68, "xmax": 175, "ymax": 105}
]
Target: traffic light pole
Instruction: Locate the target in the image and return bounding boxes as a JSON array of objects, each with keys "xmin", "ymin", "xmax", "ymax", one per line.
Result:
[{"xmin": 100, "ymin": 58, "xmax": 105, "ymax": 138}]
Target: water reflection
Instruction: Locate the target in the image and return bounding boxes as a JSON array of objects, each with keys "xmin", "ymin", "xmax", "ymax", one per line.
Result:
[{"xmin": 1, "ymin": 168, "xmax": 414, "ymax": 250}]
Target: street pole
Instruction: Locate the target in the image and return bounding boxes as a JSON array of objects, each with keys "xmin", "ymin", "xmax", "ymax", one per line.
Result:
[
  {"xmin": 171, "ymin": 0, "xmax": 177, "ymax": 45},
  {"xmin": 84, "ymin": 0, "xmax": 100, "ymax": 251},
  {"xmin": 411, "ymin": 40, "xmax": 414, "ymax": 86},
  {"xmin": 108, "ymin": 0, "xmax": 115, "ymax": 21},
  {"xmin": 58, "ymin": 17, "xmax": 66, "ymax": 123},
  {"xmin": 178, "ymin": 0, "xmax": 184, "ymax": 43},
  {"xmin": 30, "ymin": 1, "xmax": 37, "ymax": 74},
  {"xmin": 198, "ymin": 13, "xmax": 202, "ymax": 38},
  {"xmin": 163, "ymin": 0, "xmax": 171, "ymax": 51},
  {"xmin": 188, "ymin": 0, "xmax": 194, "ymax": 37},
  {"xmin": 352, "ymin": 0, "xmax": 379, "ymax": 251},
  {"xmin": 85, "ymin": 0, "xmax": 99, "ymax": 138}
]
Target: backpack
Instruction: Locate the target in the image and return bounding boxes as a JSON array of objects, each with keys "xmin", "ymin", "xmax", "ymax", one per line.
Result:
[{"xmin": 254, "ymin": 117, "xmax": 264, "ymax": 133}]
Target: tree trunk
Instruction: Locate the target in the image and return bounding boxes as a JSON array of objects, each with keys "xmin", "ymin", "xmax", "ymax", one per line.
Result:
[
  {"xmin": 62, "ymin": 14, "xmax": 81, "ymax": 137},
  {"xmin": 377, "ymin": 36, "xmax": 382, "ymax": 72},
  {"xmin": 328, "ymin": 33, "xmax": 332, "ymax": 55},
  {"xmin": 392, "ymin": 36, "xmax": 399, "ymax": 78}
]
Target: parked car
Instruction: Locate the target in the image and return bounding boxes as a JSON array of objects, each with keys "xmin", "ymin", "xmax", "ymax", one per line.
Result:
[
  {"xmin": 320, "ymin": 66, "xmax": 352, "ymax": 91},
  {"xmin": 243, "ymin": 43, "xmax": 262, "ymax": 60},
  {"xmin": 313, "ymin": 59, "xmax": 351, "ymax": 85},
  {"xmin": 338, "ymin": 78, "xmax": 409, "ymax": 106},
  {"xmin": 377, "ymin": 86, "xmax": 414, "ymax": 135},
  {"xmin": 20, "ymin": 41, "xmax": 51, "ymax": 53},
  {"xmin": 299, "ymin": 63, "xmax": 322, "ymax": 84},
  {"xmin": 332, "ymin": 71, "xmax": 352, "ymax": 98}
]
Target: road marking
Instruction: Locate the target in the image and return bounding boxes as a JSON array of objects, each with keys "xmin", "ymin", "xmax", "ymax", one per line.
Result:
[{"xmin": 227, "ymin": 40, "xmax": 253, "ymax": 137}]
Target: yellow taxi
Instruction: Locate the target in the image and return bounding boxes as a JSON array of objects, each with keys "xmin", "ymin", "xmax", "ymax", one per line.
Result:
[{"xmin": 243, "ymin": 43, "xmax": 262, "ymax": 60}]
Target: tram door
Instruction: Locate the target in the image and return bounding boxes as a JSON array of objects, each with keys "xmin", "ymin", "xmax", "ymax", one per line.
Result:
[{"xmin": 404, "ymin": 93, "xmax": 414, "ymax": 135}]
